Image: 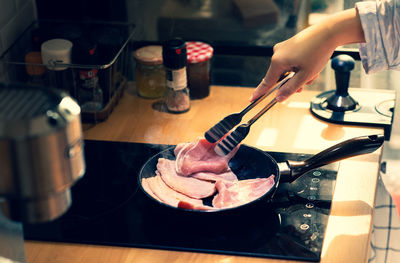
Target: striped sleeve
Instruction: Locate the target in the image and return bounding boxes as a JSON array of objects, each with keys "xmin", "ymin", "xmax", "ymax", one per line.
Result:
[{"xmin": 356, "ymin": 0, "xmax": 400, "ymax": 74}]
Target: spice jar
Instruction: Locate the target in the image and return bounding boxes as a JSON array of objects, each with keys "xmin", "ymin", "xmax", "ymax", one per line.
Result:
[
  {"xmin": 162, "ymin": 38, "xmax": 190, "ymax": 113},
  {"xmin": 41, "ymin": 38, "xmax": 74, "ymax": 94},
  {"xmin": 133, "ymin": 45, "xmax": 166, "ymax": 99},
  {"xmin": 186, "ymin": 41, "xmax": 213, "ymax": 99},
  {"xmin": 25, "ymin": 51, "xmax": 47, "ymax": 86},
  {"xmin": 73, "ymin": 38, "xmax": 104, "ymax": 113}
]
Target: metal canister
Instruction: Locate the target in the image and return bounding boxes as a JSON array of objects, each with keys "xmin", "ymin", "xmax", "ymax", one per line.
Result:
[
  {"xmin": 0, "ymin": 85, "xmax": 85, "ymax": 223},
  {"xmin": 133, "ymin": 45, "xmax": 166, "ymax": 99}
]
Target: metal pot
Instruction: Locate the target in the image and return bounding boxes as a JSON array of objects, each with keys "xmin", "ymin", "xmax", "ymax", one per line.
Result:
[{"xmin": 0, "ymin": 84, "xmax": 85, "ymax": 223}]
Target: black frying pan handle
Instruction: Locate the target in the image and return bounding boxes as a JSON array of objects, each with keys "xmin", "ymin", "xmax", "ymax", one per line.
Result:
[{"xmin": 284, "ymin": 134, "xmax": 384, "ymax": 182}]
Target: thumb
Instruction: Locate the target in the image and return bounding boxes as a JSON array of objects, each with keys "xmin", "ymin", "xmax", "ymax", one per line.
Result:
[{"xmin": 251, "ymin": 65, "xmax": 285, "ymax": 102}]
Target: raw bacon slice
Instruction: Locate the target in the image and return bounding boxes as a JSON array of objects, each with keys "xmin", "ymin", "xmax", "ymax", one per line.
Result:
[
  {"xmin": 141, "ymin": 177, "xmax": 162, "ymax": 202},
  {"xmin": 191, "ymin": 170, "xmax": 238, "ymax": 182},
  {"xmin": 212, "ymin": 175, "xmax": 275, "ymax": 209},
  {"xmin": 156, "ymin": 158, "xmax": 216, "ymax": 199},
  {"xmin": 174, "ymin": 142, "xmax": 187, "ymax": 155},
  {"xmin": 143, "ymin": 175, "xmax": 204, "ymax": 208},
  {"xmin": 174, "ymin": 138, "xmax": 238, "ymax": 176}
]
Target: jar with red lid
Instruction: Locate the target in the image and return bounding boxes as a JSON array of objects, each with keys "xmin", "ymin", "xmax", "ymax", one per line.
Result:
[
  {"xmin": 133, "ymin": 45, "xmax": 166, "ymax": 99},
  {"xmin": 186, "ymin": 41, "xmax": 213, "ymax": 99}
]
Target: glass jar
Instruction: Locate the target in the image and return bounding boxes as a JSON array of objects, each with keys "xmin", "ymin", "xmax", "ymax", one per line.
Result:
[
  {"xmin": 41, "ymin": 38, "xmax": 74, "ymax": 93},
  {"xmin": 25, "ymin": 51, "xmax": 47, "ymax": 86},
  {"xmin": 134, "ymin": 45, "xmax": 166, "ymax": 99},
  {"xmin": 72, "ymin": 38, "xmax": 104, "ymax": 112},
  {"xmin": 165, "ymin": 85, "xmax": 190, "ymax": 113},
  {"xmin": 186, "ymin": 41, "xmax": 213, "ymax": 99},
  {"xmin": 78, "ymin": 68, "xmax": 104, "ymax": 112}
]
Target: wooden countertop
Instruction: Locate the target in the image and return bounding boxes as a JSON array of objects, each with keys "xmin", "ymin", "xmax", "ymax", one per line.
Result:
[{"xmin": 25, "ymin": 84, "xmax": 384, "ymax": 263}]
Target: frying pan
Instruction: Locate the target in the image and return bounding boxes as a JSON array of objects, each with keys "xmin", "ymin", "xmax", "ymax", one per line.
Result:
[{"xmin": 138, "ymin": 134, "xmax": 384, "ymax": 214}]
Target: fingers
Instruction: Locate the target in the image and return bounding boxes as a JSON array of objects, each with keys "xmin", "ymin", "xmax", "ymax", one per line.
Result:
[
  {"xmin": 306, "ymin": 74, "xmax": 319, "ymax": 85},
  {"xmin": 276, "ymin": 71, "xmax": 309, "ymax": 101},
  {"xmin": 251, "ymin": 63, "xmax": 285, "ymax": 102},
  {"xmin": 275, "ymin": 73, "xmax": 319, "ymax": 101}
]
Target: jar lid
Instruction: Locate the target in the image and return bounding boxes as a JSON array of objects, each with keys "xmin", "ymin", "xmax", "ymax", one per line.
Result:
[
  {"xmin": 41, "ymin": 38, "xmax": 73, "ymax": 70},
  {"xmin": 134, "ymin": 45, "xmax": 163, "ymax": 65},
  {"xmin": 186, "ymin": 41, "xmax": 213, "ymax": 63}
]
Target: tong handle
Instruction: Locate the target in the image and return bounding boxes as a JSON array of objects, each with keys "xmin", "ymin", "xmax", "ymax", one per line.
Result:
[
  {"xmin": 247, "ymin": 98, "xmax": 278, "ymax": 126},
  {"xmin": 239, "ymin": 72, "xmax": 293, "ymax": 117},
  {"xmin": 247, "ymin": 72, "xmax": 294, "ymax": 126}
]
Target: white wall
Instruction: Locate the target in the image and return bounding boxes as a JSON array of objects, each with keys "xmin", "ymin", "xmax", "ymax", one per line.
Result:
[{"xmin": 0, "ymin": 0, "xmax": 37, "ymax": 80}]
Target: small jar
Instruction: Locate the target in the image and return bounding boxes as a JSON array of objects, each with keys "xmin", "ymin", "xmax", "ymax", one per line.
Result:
[
  {"xmin": 73, "ymin": 38, "xmax": 104, "ymax": 112},
  {"xmin": 165, "ymin": 83, "xmax": 190, "ymax": 113},
  {"xmin": 41, "ymin": 38, "xmax": 74, "ymax": 93},
  {"xmin": 78, "ymin": 74, "xmax": 104, "ymax": 112},
  {"xmin": 25, "ymin": 51, "xmax": 47, "ymax": 86},
  {"xmin": 186, "ymin": 41, "xmax": 213, "ymax": 99},
  {"xmin": 133, "ymin": 45, "xmax": 166, "ymax": 99}
]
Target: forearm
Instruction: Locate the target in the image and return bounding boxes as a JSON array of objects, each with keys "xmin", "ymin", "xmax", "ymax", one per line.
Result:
[
  {"xmin": 305, "ymin": 8, "xmax": 365, "ymax": 50},
  {"xmin": 328, "ymin": 8, "xmax": 366, "ymax": 46}
]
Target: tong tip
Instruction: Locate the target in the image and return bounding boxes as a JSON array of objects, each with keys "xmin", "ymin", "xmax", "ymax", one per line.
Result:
[
  {"xmin": 204, "ymin": 131, "xmax": 219, "ymax": 143},
  {"xmin": 214, "ymin": 144, "xmax": 227, "ymax": 156}
]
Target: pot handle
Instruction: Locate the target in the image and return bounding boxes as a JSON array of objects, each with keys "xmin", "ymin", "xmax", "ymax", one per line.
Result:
[{"xmin": 283, "ymin": 134, "xmax": 384, "ymax": 183}]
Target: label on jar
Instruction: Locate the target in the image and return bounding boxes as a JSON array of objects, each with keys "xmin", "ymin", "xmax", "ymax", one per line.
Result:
[
  {"xmin": 166, "ymin": 67, "xmax": 187, "ymax": 91},
  {"xmin": 79, "ymin": 69, "xmax": 99, "ymax": 89}
]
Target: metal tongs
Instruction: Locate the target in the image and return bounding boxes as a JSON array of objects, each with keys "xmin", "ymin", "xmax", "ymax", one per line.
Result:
[{"xmin": 204, "ymin": 72, "xmax": 294, "ymax": 156}]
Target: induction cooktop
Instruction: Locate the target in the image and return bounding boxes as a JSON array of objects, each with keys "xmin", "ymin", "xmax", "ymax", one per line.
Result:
[{"xmin": 23, "ymin": 140, "xmax": 339, "ymax": 262}]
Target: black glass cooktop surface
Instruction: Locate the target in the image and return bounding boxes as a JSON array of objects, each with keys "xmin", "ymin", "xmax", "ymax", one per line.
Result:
[{"xmin": 23, "ymin": 140, "xmax": 339, "ymax": 262}]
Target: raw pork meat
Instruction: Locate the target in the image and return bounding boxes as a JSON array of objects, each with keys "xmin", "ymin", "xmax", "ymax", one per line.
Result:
[
  {"xmin": 143, "ymin": 175, "xmax": 204, "ymax": 208},
  {"xmin": 143, "ymin": 137, "xmax": 276, "ymax": 211},
  {"xmin": 191, "ymin": 170, "xmax": 238, "ymax": 182},
  {"xmin": 212, "ymin": 175, "xmax": 275, "ymax": 209},
  {"xmin": 141, "ymin": 177, "xmax": 162, "ymax": 202},
  {"xmin": 174, "ymin": 138, "xmax": 238, "ymax": 176},
  {"xmin": 156, "ymin": 158, "xmax": 216, "ymax": 199}
]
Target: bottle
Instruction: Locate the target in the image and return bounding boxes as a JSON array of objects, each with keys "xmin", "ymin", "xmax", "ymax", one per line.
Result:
[
  {"xmin": 73, "ymin": 38, "xmax": 104, "ymax": 113},
  {"xmin": 133, "ymin": 45, "xmax": 166, "ymax": 99},
  {"xmin": 162, "ymin": 38, "xmax": 190, "ymax": 113}
]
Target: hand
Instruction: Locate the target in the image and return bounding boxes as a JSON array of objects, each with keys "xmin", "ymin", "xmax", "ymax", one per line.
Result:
[
  {"xmin": 254, "ymin": 32, "xmax": 334, "ymax": 102},
  {"xmin": 251, "ymin": 8, "xmax": 365, "ymax": 102}
]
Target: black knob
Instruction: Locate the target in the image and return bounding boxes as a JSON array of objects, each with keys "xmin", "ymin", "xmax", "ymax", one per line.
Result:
[
  {"xmin": 326, "ymin": 55, "xmax": 358, "ymax": 111},
  {"xmin": 331, "ymin": 54, "xmax": 355, "ymax": 72}
]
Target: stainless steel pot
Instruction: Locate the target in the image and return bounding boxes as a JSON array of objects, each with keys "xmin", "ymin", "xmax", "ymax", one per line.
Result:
[{"xmin": 0, "ymin": 85, "xmax": 85, "ymax": 223}]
